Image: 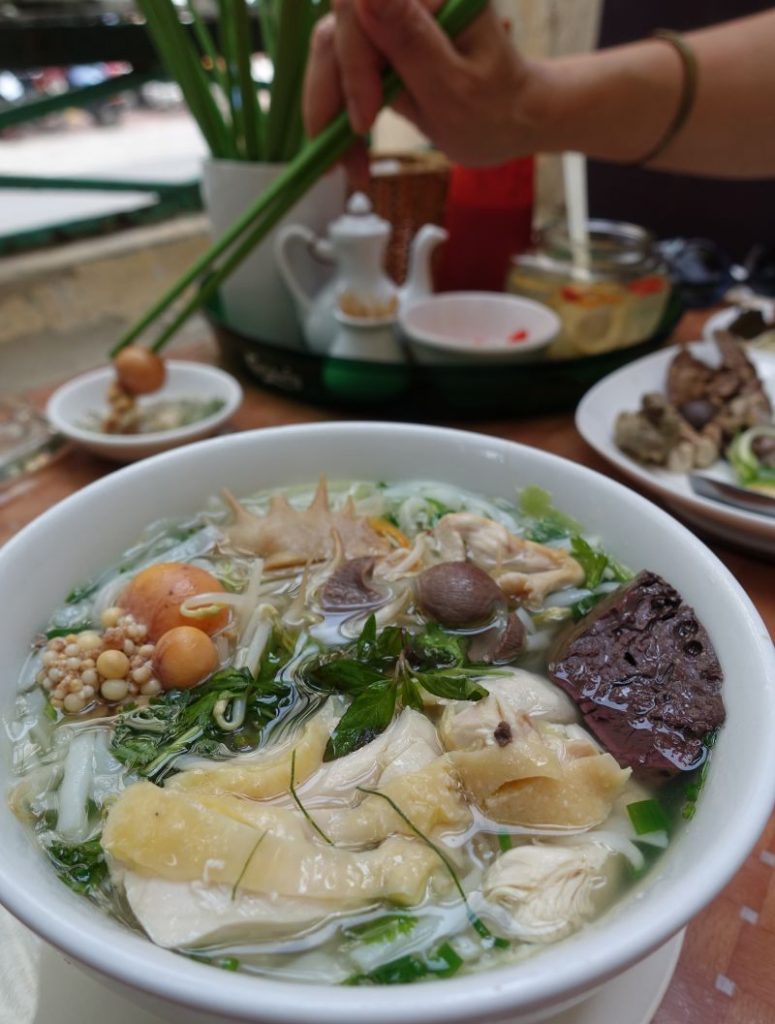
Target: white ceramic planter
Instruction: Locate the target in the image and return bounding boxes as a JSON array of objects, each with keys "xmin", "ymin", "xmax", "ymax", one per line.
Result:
[{"xmin": 201, "ymin": 159, "xmax": 346, "ymax": 349}]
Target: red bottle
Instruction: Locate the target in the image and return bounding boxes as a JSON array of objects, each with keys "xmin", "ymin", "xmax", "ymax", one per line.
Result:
[{"xmin": 435, "ymin": 157, "xmax": 535, "ymax": 293}]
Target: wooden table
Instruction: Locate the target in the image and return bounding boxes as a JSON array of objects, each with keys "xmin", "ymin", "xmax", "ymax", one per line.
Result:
[{"xmin": 3, "ymin": 312, "xmax": 774, "ymax": 1024}]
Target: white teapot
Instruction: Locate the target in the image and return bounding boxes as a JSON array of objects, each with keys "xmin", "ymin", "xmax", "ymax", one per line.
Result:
[{"xmin": 275, "ymin": 192, "xmax": 447, "ymax": 354}]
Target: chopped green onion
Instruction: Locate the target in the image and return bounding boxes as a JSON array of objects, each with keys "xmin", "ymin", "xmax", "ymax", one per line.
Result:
[
  {"xmin": 627, "ymin": 799, "xmax": 670, "ymax": 837},
  {"xmin": 346, "ymin": 942, "xmax": 463, "ymax": 985}
]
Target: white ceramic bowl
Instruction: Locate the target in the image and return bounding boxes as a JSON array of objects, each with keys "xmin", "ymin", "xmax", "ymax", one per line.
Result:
[
  {"xmin": 400, "ymin": 292, "xmax": 560, "ymax": 364},
  {"xmin": 46, "ymin": 360, "xmax": 243, "ymax": 462},
  {"xmin": 0, "ymin": 422, "xmax": 773, "ymax": 1024}
]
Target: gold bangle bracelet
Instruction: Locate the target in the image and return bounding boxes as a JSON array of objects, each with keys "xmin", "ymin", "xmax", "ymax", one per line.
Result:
[{"xmin": 635, "ymin": 28, "xmax": 698, "ymax": 166}]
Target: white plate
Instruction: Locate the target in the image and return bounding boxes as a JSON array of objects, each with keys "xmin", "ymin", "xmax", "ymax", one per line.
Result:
[
  {"xmin": 0, "ymin": 904, "xmax": 682, "ymax": 1024},
  {"xmin": 702, "ymin": 301, "xmax": 775, "ymax": 347},
  {"xmin": 575, "ymin": 340, "xmax": 775, "ymax": 557},
  {"xmin": 46, "ymin": 361, "xmax": 243, "ymax": 463}
]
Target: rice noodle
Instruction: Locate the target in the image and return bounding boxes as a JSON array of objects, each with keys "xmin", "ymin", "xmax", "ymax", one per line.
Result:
[
  {"xmin": 552, "ymin": 831, "xmax": 645, "ymax": 871},
  {"xmin": 56, "ymin": 730, "xmax": 95, "ymax": 843}
]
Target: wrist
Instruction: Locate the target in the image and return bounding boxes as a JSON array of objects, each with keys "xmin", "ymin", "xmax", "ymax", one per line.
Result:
[{"xmin": 509, "ymin": 57, "xmax": 572, "ymax": 156}]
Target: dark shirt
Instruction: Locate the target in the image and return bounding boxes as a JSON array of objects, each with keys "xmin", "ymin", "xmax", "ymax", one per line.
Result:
[{"xmin": 587, "ymin": 0, "xmax": 775, "ymax": 261}]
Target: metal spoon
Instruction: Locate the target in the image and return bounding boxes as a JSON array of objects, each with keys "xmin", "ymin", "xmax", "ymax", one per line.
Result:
[{"xmin": 688, "ymin": 474, "xmax": 775, "ymax": 519}]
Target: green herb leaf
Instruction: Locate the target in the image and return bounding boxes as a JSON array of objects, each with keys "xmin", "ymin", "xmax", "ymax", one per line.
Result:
[
  {"xmin": 401, "ymin": 676, "xmax": 424, "ymax": 712},
  {"xmin": 305, "ymin": 658, "xmax": 385, "ymax": 694},
  {"xmin": 497, "ymin": 833, "xmax": 512, "ymax": 852},
  {"xmin": 324, "ymin": 681, "xmax": 397, "ymax": 761},
  {"xmin": 356, "ymin": 613, "xmax": 378, "ymax": 659},
  {"xmin": 570, "ymin": 536, "xmax": 609, "ymax": 589},
  {"xmin": 415, "ymin": 670, "xmax": 488, "ymax": 702},
  {"xmin": 47, "ymin": 837, "xmax": 108, "ymax": 895},
  {"xmin": 627, "ymin": 799, "xmax": 670, "ymax": 836},
  {"xmin": 111, "ymin": 651, "xmax": 294, "ymax": 780},
  {"xmin": 519, "ymin": 485, "xmax": 581, "ymax": 538},
  {"xmin": 374, "ymin": 625, "xmax": 405, "ymax": 663},
  {"xmin": 409, "ymin": 623, "xmax": 465, "ymax": 669}
]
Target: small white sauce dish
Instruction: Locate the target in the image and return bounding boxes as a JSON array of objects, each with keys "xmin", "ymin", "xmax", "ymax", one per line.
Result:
[
  {"xmin": 46, "ymin": 360, "xmax": 243, "ymax": 462},
  {"xmin": 400, "ymin": 292, "xmax": 560, "ymax": 364}
]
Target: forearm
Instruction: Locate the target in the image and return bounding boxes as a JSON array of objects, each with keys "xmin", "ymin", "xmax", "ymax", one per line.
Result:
[{"xmin": 527, "ymin": 11, "xmax": 775, "ymax": 178}]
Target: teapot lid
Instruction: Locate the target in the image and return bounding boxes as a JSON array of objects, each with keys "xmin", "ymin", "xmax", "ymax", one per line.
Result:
[{"xmin": 329, "ymin": 192, "xmax": 390, "ymax": 241}]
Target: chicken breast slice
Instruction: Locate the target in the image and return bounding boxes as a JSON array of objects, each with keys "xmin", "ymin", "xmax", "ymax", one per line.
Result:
[{"xmin": 471, "ymin": 842, "xmax": 620, "ymax": 943}]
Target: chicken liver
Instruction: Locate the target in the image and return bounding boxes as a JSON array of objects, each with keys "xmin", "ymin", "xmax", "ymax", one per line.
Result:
[{"xmin": 547, "ymin": 571, "xmax": 725, "ymax": 782}]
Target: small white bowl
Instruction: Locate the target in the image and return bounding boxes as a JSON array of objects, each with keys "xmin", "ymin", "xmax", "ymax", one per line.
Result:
[
  {"xmin": 400, "ymin": 292, "xmax": 560, "ymax": 364},
  {"xmin": 46, "ymin": 360, "xmax": 243, "ymax": 462}
]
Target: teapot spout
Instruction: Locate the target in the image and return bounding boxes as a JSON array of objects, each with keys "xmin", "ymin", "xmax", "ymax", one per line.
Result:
[{"xmin": 400, "ymin": 224, "xmax": 448, "ymax": 308}]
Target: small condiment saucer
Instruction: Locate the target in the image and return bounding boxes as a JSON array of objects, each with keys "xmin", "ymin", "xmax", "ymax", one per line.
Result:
[{"xmin": 0, "ymin": 903, "xmax": 683, "ymax": 1024}]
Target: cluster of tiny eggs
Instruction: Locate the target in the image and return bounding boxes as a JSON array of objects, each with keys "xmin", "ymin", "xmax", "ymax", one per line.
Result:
[{"xmin": 38, "ymin": 607, "xmax": 159, "ymax": 715}]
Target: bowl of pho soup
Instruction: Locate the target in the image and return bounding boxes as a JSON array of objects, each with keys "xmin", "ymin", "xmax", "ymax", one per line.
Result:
[{"xmin": 0, "ymin": 422, "xmax": 773, "ymax": 1024}]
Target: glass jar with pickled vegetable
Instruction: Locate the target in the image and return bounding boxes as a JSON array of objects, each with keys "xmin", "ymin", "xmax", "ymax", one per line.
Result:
[{"xmin": 507, "ymin": 219, "xmax": 671, "ymax": 360}]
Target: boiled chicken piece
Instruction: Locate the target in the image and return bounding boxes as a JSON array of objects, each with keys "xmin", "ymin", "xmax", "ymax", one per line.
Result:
[
  {"xmin": 167, "ymin": 705, "xmax": 334, "ymax": 799},
  {"xmin": 430, "ymin": 513, "xmax": 584, "ymax": 606},
  {"xmin": 119, "ymin": 870, "xmax": 343, "ymax": 948},
  {"xmin": 103, "ymin": 781, "xmax": 440, "ymax": 906},
  {"xmin": 444, "ymin": 711, "xmax": 630, "ymax": 829},
  {"xmin": 315, "ymin": 758, "xmax": 471, "ymax": 844},
  {"xmin": 473, "ymin": 842, "xmax": 620, "ymax": 943},
  {"xmin": 222, "ymin": 477, "xmax": 392, "ymax": 570},
  {"xmin": 298, "ymin": 708, "xmax": 442, "ymax": 801},
  {"xmin": 439, "ymin": 670, "xmax": 578, "ymax": 750}
]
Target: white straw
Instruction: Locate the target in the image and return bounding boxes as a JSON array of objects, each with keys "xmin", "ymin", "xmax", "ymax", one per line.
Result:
[{"xmin": 562, "ymin": 151, "xmax": 590, "ymax": 275}]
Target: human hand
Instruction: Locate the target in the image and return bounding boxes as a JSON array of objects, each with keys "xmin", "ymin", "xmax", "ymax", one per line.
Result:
[{"xmin": 303, "ymin": 0, "xmax": 541, "ymax": 167}]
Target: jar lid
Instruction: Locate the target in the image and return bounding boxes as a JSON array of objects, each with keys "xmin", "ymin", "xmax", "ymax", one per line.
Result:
[
  {"xmin": 541, "ymin": 218, "xmax": 656, "ymax": 270},
  {"xmin": 329, "ymin": 192, "xmax": 390, "ymax": 241},
  {"xmin": 513, "ymin": 218, "xmax": 664, "ymax": 282}
]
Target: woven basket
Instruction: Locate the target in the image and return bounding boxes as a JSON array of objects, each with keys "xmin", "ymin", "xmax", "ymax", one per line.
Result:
[{"xmin": 368, "ymin": 151, "xmax": 451, "ymax": 284}]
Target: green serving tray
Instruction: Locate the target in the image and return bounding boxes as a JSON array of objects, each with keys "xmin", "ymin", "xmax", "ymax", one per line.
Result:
[{"xmin": 205, "ymin": 291, "xmax": 682, "ymax": 420}]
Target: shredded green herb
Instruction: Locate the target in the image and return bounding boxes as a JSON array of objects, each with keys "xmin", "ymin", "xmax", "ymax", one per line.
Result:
[
  {"xmin": 290, "ymin": 749, "xmax": 333, "ymax": 844},
  {"xmin": 357, "ymin": 786, "xmax": 507, "ymax": 950},
  {"xmin": 231, "ymin": 832, "xmax": 267, "ymax": 901}
]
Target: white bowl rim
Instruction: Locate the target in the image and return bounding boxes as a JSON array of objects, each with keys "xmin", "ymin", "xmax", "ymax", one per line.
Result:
[
  {"xmin": 0, "ymin": 420, "xmax": 773, "ymax": 1024},
  {"xmin": 45, "ymin": 360, "xmax": 243, "ymax": 450},
  {"xmin": 399, "ymin": 291, "xmax": 560, "ymax": 356}
]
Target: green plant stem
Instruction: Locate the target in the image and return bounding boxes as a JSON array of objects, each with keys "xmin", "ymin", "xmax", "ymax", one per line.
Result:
[
  {"xmin": 185, "ymin": 0, "xmax": 231, "ymax": 104},
  {"xmin": 114, "ymin": 0, "xmax": 487, "ymax": 356},
  {"xmin": 149, "ymin": 127, "xmax": 348, "ymax": 352},
  {"xmin": 219, "ymin": 0, "xmax": 244, "ymax": 157},
  {"xmin": 231, "ymin": 0, "xmax": 263, "ymax": 161},
  {"xmin": 138, "ymin": 0, "xmax": 234, "ymax": 158}
]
